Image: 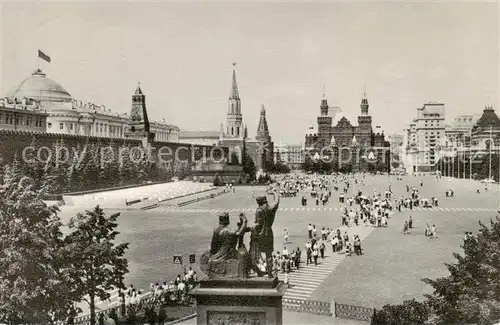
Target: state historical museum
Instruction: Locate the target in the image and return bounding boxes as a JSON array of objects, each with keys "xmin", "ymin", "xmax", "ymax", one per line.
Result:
[{"xmin": 304, "ymin": 93, "xmax": 390, "ymax": 173}]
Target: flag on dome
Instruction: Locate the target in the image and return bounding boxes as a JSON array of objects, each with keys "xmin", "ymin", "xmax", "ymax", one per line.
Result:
[{"xmin": 38, "ymin": 50, "xmax": 51, "ymax": 63}]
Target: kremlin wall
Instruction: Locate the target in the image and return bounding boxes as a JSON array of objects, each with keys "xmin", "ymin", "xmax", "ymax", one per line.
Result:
[{"xmin": 0, "ymin": 69, "xmax": 228, "ymax": 194}]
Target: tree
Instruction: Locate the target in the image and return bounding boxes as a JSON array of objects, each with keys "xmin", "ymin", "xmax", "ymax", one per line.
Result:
[
  {"xmin": 0, "ymin": 169, "xmax": 74, "ymax": 323},
  {"xmin": 118, "ymin": 145, "xmax": 136, "ymax": 186},
  {"xmin": 377, "ymin": 216, "xmax": 500, "ymax": 325},
  {"xmin": 83, "ymin": 142, "xmax": 100, "ymax": 189},
  {"xmin": 273, "ymin": 161, "xmax": 290, "ymax": 174},
  {"xmin": 423, "ymin": 217, "xmax": 500, "ymax": 325},
  {"xmin": 99, "ymin": 141, "xmax": 119, "ymax": 189},
  {"xmin": 242, "ymin": 153, "xmax": 256, "ymax": 181},
  {"xmin": 64, "ymin": 206, "xmax": 129, "ymax": 325},
  {"xmin": 22, "ymin": 136, "xmax": 46, "ymax": 187},
  {"xmin": 301, "ymin": 154, "xmax": 314, "ymax": 172},
  {"xmin": 371, "ymin": 299, "xmax": 430, "ymax": 325},
  {"xmin": 230, "ymin": 151, "xmax": 239, "ymax": 165},
  {"xmin": 213, "ymin": 173, "xmax": 223, "ymax": 186}
]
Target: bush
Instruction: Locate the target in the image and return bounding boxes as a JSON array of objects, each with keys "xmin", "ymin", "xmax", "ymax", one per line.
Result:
[
  {"xmin": 144, "ymin": 306, "xmax": 157, "ymax": 324},
  {"xmin": 109, "ymin": 309, "xmax": 119, "ymax": 323},
  {"xmin": 371, "ymin": 299, "xmax": 430, "ymax": 325},
  {"xmin": 158, "ymin": 307, "xmax": 167, "ymax": 324},
  {"xmin": 213, "ymin": 173, "xmax": 224, "ymax": 186}
]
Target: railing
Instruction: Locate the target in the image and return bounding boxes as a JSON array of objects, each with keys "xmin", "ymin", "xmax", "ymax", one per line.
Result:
[
  {"xmin": 334, "ymin": 302, "xmax": 375, "ymax": 322},
  {"xmin": 282, "ymin": 298, "xmax": 332, "ymax": 316},
  {"xmin": 282, "ymin": 298, "xmax": 375, "ymax": 321}
]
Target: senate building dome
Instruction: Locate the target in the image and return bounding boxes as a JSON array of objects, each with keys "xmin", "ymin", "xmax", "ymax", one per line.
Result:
[{"xmin": 5, "ymin": 69, "xmax": 72, "ymax": 102}]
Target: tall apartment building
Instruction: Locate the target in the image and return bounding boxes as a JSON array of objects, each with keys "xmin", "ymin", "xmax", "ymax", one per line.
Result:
[{"xmin": 404, "ymin": 102, "xmax": 446, "ymax": 173}]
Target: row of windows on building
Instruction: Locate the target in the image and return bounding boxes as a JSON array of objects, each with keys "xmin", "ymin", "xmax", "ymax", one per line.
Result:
[
  {"xmin": 47, "ymin": 121, "xmax": 126, "ymax": 137},
  {"xmin": 424, "ymin": 121, "xmax": 441, "ymax": 127},
  {"xmin": 155, "ymin": 131, "xmax": 176, "ymax": 142},
  {"xmin": 0, "ymin": 113, "xmax": 44, "ymax": 127}
]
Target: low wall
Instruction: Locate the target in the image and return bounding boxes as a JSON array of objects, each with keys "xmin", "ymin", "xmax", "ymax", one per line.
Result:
[
  {"xmin": 136, "ymin": 187, "xmax": 227, "ymax": 210},
  {"xmin": 282, "ymin": 298, "xmax": 374, "ymax": 323},
  {"xmin": 63, "ymin": 181, "xmax": 213, "ymax": 209},
  {"xmin": 63, "ymin": 180, "xmax": 173, "ymax": 197}
]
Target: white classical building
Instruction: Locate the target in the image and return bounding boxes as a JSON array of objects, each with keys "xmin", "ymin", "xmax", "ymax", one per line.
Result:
[
  {"xmin": 0, "ymin": 97, "xmax": 48, "ymax": 133},
  {"xmin": 2, "ymin": 69, "xmax": 180, "ymax": 142}
]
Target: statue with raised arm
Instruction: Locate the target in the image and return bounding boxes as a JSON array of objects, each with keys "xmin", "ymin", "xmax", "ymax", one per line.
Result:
[
  {"xmin": 200, "ymin": 212, "xmax": 250, "ymax": 278},
  {"xmin": 249, "ymin": 192, "xmax": 280, "ymax": 277}
]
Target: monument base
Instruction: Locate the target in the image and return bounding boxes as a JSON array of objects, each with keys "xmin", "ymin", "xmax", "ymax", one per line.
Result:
[{"xmin": 190, "ymin": 276, "xmax": 286, "ymax": 325}]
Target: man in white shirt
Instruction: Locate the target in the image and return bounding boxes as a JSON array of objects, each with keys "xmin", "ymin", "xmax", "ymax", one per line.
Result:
[
  {"xmin": 331, "ymin": 236, "xmax": 339, "ymax": 253},
  {"xmin": 178, "ymin": 281, "xmax": 186, "ymax": 292}
]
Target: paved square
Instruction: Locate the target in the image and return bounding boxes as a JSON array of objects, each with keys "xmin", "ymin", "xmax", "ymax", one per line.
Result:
[{"xmin": 69, "ymin": 175, "xmax": 499, "ymax": 311}]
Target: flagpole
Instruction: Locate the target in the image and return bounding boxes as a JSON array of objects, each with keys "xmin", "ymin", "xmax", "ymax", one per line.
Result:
[
  {"xmin": 452, "ymin": 144, "xmax": 455, "ymax": 178},
  {"xmin": 461, "ymin": 148, "xmax": 464, "ymax": 179},
  {"xmin": 37, "ymin": 50, "xmax": 39, "ymax": 71}
]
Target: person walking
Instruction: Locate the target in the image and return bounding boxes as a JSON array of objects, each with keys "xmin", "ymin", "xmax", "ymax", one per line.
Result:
[
  {"xmin": 409, "ymin": 216, "xmax": 413, "ymax": 229},
  {"xmin": 319, "ymin": 242, "xmax": 325, "ymax": 259},
  {"xmin": 312, "ymin": 246, "xmax": 319, "ymax": 266},
  {"xmin": 431, "ymin": 224, "xmax": 438, "ymax": 239},
  {"xmin": 294, "ymin": 247, "xmax": 301, "ymax": 270},
  {"xmin": 354, "ymin": 235, "xmax": 361, "ymax": 255},
  {"xmin": 331, "ymin": 235, "xmax": 338, "ymax": 253},
  {"xmin": 308, "ymin": 224, "xmax": 313, "ymax": 239},
  {"xmin": 306, "ymin": 245, "xmax": 312, "ymax": 265}
]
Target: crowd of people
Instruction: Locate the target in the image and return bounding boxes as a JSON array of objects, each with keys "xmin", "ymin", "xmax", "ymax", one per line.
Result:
[
  {"xmin": 117, "ymin": 267, "xmax": 199, "ymax": 308},
  {"xmin": 266, "ymin": 171, "xmax": 463, "ymax": 287}
]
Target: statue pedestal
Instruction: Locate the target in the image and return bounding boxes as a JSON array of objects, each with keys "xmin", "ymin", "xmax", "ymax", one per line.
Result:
[{"xmin": 190, "ymin": 277, "xmax": 286, "ymax": 325}]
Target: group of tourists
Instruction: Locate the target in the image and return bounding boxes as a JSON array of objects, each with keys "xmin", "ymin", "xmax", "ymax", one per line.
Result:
[
  {"xmin": 271, "ymin": 171, "xmax": 462, "ymax": 272},
  {"xmin": 148, "ymin": 267, "xmax": 199, "ymax": 306},
  {"xmin": 117, "ymin": 267, "xmax": 199, "ymax": 308}
]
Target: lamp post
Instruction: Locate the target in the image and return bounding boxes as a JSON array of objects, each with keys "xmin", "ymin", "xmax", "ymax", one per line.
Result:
[
  {"xmin": 469, "ymin": 129, "xmax": 473, "ymax": 180},
  {"xmin": 489, "ymin": 126, "xmax": 493, "ymax": 181},
  {"xmin": 452, "ymin": 140, "xmax": 455, "ymax": 178}
]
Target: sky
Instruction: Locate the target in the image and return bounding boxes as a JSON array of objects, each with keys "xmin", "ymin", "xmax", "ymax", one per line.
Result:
[{"xmin": 1, "ymin": 1, "xmax": 498, "ymax": 145}]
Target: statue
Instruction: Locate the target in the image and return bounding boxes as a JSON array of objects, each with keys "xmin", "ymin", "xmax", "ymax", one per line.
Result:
[
  {"xmin": 249, "ymin": 192, "xmax": 280, "ymax": 277},
  {"xmin": 200, "ymin": 192, "xmax": 280, "ymax": 279},
  {"xmin": 200, "ymin": 212, "xmax": 250, "ymax": 278},
  {"xmin": 209, "ymin": 212, "xmax": 247, "ymax": 261}
]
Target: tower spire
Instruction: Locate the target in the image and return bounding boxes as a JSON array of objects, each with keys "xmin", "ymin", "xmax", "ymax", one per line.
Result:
[
  {"xmin": 320, "ymin": 86, "xmax": 329, "ymax": 117},
  {"xmin": 225, "ymin": 62, "xmax": 243, "ymax": 138},
  {"xmin": 257, "ymin": 105, "xmax": 269, "ymax": 136},
  {"xmin": 360, "ymin": 86, "xmax": 369, "ymax": 116},
  {"xmin": 230, "ymin": 62, "xmax": 239, "ymax": 99}
]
